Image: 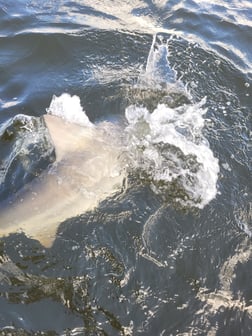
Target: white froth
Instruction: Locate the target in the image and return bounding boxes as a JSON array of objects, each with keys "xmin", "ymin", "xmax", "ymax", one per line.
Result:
[
  {"xmin": 46, "ymin": 93, "xmax": 93, "ymax": 127},
  {"xmin": 125, "ymin": 99, "xmax": 219, "ymax": 208}
]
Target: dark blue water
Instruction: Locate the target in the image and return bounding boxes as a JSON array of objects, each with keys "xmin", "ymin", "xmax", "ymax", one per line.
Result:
[{"xmin": 0, "ymin": 1, "xmax": 251, "ymax": 335}]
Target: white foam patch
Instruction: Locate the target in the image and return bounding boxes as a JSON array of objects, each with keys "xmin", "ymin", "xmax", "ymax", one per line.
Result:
[
  {"xmin": 125, "ymin": 99, "xmax": 219, "ymax": 208},
  {"xmin": 46, "ymin": 93, "xmax": 93, "ymax": 127}
]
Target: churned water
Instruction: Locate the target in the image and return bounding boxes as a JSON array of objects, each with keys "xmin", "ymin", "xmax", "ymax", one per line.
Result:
[{"xmin": 0, "ymin": 0, "xmax": 251, "ymax": 335}]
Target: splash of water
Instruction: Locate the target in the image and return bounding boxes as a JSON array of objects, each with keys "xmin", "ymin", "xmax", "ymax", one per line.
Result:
[
  {"xmin": 0, "ymin": 114, "xmax": 55, "ymax": 200},
  {"xmin": 124, "ymin": 35, "xmax": 219, "ymax": 208},
  {"xmin": 46, "ymin": 93, "xmax": 93, "ymax": 127},
  {"xmin": 139, "ymin": 35, "xmax": 177, "ymax": 89},
  {"xmin": 125, "ymin": 100, "xmax": 219, "ymax": 208},
  {"xmin": 43, "ymin": 35, "xmax": 219, "ymax": 209}
]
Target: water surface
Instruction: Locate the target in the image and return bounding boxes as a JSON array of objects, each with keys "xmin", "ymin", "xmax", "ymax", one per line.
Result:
[{"xmin": 0, "ymin": 0, "xmax": 251, "ymax": 335}]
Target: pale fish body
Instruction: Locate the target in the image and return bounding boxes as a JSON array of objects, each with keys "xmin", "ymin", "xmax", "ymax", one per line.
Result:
[{"xmin": 0, "ymin": 115, "xmax": 125, "ymax": 247}]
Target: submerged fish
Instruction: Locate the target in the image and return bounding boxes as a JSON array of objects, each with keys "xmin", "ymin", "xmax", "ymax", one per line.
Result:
[
  {"xmin": 0, "ymin": 35, "xmax": 219, "ymax": 247},
  {"xmin": 0, "ymin": 100, "xmax": 126, "ymax": 247}
]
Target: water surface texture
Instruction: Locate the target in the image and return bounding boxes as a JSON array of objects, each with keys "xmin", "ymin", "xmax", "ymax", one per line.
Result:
[{"xmin": 0, "ymin": 0, "xmax": 251, "ymax": 335}]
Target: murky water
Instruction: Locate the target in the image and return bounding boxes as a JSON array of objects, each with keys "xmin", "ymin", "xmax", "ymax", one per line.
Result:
[{"xmin": 0, "ymin": 1, "xmax": 251, "ymax": 335}]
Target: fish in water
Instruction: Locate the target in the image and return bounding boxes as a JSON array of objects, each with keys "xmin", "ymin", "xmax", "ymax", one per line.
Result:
[
  {"xmin": 0, "ymin": 35, "xmax": 219, "ymax": 247},
  {"xmin": 0, "ymin": 94, "xmax": 126, "ymax": 247}
]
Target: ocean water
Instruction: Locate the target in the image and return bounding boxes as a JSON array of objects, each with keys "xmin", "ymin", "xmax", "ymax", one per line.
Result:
[{"xmin": 0, "ymin": 0, "xmax": 251, "ymax": 335}]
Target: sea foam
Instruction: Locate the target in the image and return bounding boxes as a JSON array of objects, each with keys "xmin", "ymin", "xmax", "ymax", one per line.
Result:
[
  {"xmin": 124, "ymin": 35, "xmax": 219, "ymax": 208},
  {"xmin": 125, "ymin": 99, "xmax": 219, "ymax": 208},
  {"xmin": 46, "ymin": 93, "xmax": 93, "ymax": 127}
]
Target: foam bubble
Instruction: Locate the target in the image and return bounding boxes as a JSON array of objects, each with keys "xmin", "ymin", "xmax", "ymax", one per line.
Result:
[
  {"xmin": 46, "ymin": 93, "xmax": 93, "ymax": 127},
  {"xmin": 125, "ymin": 99, "xmax": 219, "ymax": 208}
]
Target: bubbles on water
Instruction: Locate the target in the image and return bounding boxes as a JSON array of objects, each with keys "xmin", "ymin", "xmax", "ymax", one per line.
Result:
[
  {"xmin": 121, "ymin": 35, "xmax": 219, "ymax": 208},
  {"xmin": 125, "ymin": 98, "xmax": 219, "ymax": 208},
  {"xmin": 46, "ymin": 93, "xmax": 93, "ymax": 127}
]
